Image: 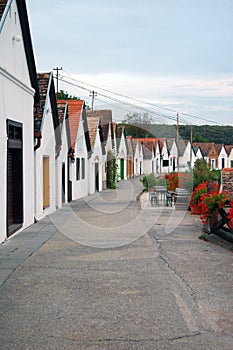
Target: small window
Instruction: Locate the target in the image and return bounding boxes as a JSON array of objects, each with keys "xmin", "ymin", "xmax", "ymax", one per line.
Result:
[
  {"xmin": 81, "ymin": 158, "xmax": 85, "ymax": 179},
  {"xmin": 163, "ymin": 159, "xmax": 169, "ymax": 167},
  {"xmin": 76, "ymin": 158, "xmax": 80, "ymax": 180},
  {"xmin": 231, "ymin": 160, "xmax": 233, "ymax": 168}
]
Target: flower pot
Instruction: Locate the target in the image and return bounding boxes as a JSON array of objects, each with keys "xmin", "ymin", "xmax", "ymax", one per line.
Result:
[{"xmin": 190, "ymin": 205, "xmax": 201, "ymax": 215}]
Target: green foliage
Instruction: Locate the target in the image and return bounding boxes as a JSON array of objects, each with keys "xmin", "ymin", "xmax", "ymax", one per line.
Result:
[
  {"xmin": 106, "ymin": 151, "xmax": 118, "ymax": 189},
  {"xmin": 192, "ymin": 159, "xmax": 220, "ymax": 189},
  {"xmin": 120, "ymin": 123, "xmax": 233, "ymax": 144},
  {"xmin": 140, "ymin": 173, "xmax": 165, "ymax": 192},
  {"xmin": 192, "ymin": 134, "xmax": 208, "ymax": 142},
  {"xmin": 57, "ymin": 90, "xmax": 79, "ymax": 100},
  {"xmin": 122, "ymin": 112, "xmax": 153, "ymax": 125}
]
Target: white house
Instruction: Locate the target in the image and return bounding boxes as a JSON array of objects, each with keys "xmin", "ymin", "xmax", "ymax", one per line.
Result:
[
  {"xmin": 176, "ymin": 140, "xmax": 192, "ymax": 172},
  {"xmin": 86, "ymin": 109, "xmax": 113, "ymax": 189},
  {"xmin": 59, "ymin": 99, "xmax": 91, "ymax": 201},
  {"xmin": 87, "ymin": 115, "xmax": 104, "ymax": 194},
  {"xmin": 0, "ymin": 0, "xmax": 40, "ymax": 241},
  {"xmin": 153, "ymin": 139, "xmax": 161, "ymax": 175},
  {"xmin": 116, "ymin": 125, "xmax": 128, "ymax": 180},
  {"xmin": 131, "ymin": 139, "xmax": 140, "ymax": 176},
  {"xmin": 216, "ymin": 144, "xmax": 228, "ymax": 170},
  {"xmin": 34, "ymin": 72, "xmax": 61, "ymax": 221},
  {"xmin": 159, "ymin": 138, "xmax": 170, "ymax": 174},
  {"xmin": 56, "ymin": 101, "xmax": 70, "ymax": 208},
  {"xmin": 225, "ymin": 145, "xmax": 233, "ymax": 168},
  {"xmin": 126, "ymin": 136, "xmax": 134, "ymax": 178},
  {"xmin": 167, "ymin": 138, "xmax": 178, "ymax": 172},
  {"xmin": 142, "ymin": 141, "xmax": 154, "ymax": 175}
]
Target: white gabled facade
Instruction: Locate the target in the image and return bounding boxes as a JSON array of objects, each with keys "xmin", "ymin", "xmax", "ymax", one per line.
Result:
[
  {"xmin": 56, "ymin": 102, "xmax": 69, "ymax": 208},
  {"xmin": 70, "ymin": 115, "xmax": 89, "ymax": 199},
  {"xmin": 217, "ymin": 145, "xmax": 228, "ymax": 170},
  {"xmin": 226, "ymin": 146, "xmax": 233, "ymax": 168},
  {"xmin": 34, "ymin": 73, "xmax": 61, "ymax": 221},
  {"xmin": 160, "ymin": 139, "xmax": 169, "ymax": 174},
  {"xmin": 177, "ymin": 140, "xmax": 192, "ymax": 172},
  {"xmin": 0, "ymin": 0, "xmax": 39, "ymax": 241},
  {"xmin": 168, "ymin": 139, "xmax": 178, "ymax": 172},
  {"xmin": 87, "ymin": 116, "xmax": 103, "ymax": 194},
  {"xmin": 34, "ymin": 102, "xmax": 57, "ymax": 220},
  {"xmin": 154, "ymin": 141, "xmax": 161, "ymax": 174},
  {"xmin": 116, "ymin": 126, "xmax": 128, "ymax": 180}
]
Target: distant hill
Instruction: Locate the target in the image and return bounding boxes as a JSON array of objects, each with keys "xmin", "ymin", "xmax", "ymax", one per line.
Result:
[{"xmin": 121, "ymin": 124, "xmax": 233, "ymax": 145}]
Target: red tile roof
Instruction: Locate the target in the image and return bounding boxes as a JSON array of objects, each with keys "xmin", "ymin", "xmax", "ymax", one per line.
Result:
[
  {"xmin": 86, "ymin": 116, "xmax": 99, "ymax": 150},
  {"xmin": 58, "ymin": 99, "xmax": 84, "ymax": 150}
]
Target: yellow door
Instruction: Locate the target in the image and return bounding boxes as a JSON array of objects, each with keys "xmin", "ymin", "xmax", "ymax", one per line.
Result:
[{"xmin": 43, "ymin": 157, "xmax": 50, "ymax": 209}]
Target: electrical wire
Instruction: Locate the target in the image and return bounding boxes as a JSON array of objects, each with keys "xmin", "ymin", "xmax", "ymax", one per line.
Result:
[{"xmin": 60, "ymin": 70, "xmax": 225, "ymax": 126}]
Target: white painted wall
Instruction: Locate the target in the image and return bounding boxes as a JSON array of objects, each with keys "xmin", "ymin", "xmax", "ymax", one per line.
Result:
[
  {"xmin": 161, "ymin": 142, "xmax": 169, "ymax": 174},
  {"xmin": 218, "ymin": 146, "xmax": 228, "ymax": 170},
  {"xmin": 117, "ymin": 133, "xmax": 127, "ymax": 180},
  {"xmin": 0, "ymin": 1, "xmax": 35, "ymax": 242},
  {"xmin": 70, "ymin": 119, "xmax": 89, "ymax": 200},
  {"xmin": 0, "ymin": 0, "xmax": 31, "ymax": 86},
  {"xmin": 227, "ymin": 149, "xmax": 233, "ymax": 168},
  {"xmin": 89, "ymin": 129, "xmax": 103, "ymax": 194},
  {"xmin": 34, "ymin": 99, "xmax": 56, "ymax": 221},
  {"xmin": 56, "ymin": 114, "xmax": 69, "ymax": 208},
  {"xmin": 179, "ymin": 142, "xmax": 191, "ymax": 172},
  {"xmin": 102, "ymin": 124, "xmax": 112, "ymax": 189}
]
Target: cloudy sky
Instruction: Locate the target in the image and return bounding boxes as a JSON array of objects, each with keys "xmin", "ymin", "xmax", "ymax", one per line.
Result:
[{"xmin": 27, "ymin": 0, "xmax": 233, "ymax": 125}]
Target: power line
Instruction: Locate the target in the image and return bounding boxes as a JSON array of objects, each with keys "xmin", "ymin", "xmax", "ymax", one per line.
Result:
[{"xmin": 61, "ymin": 71, "xmax": 224, "ymax": 126}]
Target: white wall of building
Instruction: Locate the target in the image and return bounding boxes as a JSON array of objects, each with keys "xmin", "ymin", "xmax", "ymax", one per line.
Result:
[
  {"xmin": 0, "ymin": 1, "xmax": 35, "ymax": 242},
  {"xmin": 56, "ymin": 114, "xmax": 69, "ymax": 208},
  {"xmin": 70, "ymin": 120, "xmax": 89, "ymax": 200},
  {"xmin": 89, "ymin": 129, "xmax": 103, "ymax": 194},
  {"xmin": 218, "ymin": 146, "xmax": 228, "ymax": 170},
  {"xmin": 34, "ymin": 99, "xmax": 56, "ymax": 221}
]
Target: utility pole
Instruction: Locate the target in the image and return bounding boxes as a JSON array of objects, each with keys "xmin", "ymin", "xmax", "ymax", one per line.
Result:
[
  {"xmin": 53, "ymin": 67, "xmax": 62, "ymax": 97},
  {"xmin": 89, "ymin": 90, "xmax": 97, "ymax": 110}
]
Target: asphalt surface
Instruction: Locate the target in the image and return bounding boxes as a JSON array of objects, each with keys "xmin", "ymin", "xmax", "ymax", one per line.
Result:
[{"xmin": 0, "ymin": 178, "xmax": 233, "ymax": 350}]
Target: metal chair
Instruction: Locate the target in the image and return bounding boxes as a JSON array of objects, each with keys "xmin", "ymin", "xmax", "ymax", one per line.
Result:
[{"xmin": 150, "ymin": 192, "xmax": 158, "ymax": 206}]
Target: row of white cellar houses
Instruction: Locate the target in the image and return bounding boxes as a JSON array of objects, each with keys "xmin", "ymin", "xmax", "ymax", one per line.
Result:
[{"xmin": 1, "ymin": 0, "xmax": 233, "ymax": 242}]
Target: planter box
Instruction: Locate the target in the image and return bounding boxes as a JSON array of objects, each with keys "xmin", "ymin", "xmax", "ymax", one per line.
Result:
[{"xmin": 190, "ymin": 205, "xmax": 201, "ymax": 215}]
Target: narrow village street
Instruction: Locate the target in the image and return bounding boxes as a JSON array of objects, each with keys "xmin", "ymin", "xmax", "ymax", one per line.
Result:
[{"xmin": 0, "ymin": 178, "xmax": 233, "ymax": 350}]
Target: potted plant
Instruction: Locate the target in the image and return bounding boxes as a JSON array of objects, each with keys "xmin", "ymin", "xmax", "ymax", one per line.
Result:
[
  {"xmin": 198, "ymin": 188, "xmax": 230, "ymax": 226},
  {"xmin": 190, "ymin": 182, "xmax": 208, "ymax": 214}
]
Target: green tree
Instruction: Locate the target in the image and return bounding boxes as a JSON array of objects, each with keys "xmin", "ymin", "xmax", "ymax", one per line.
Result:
[
  {"xmin": 122, "ymin": 112, "xmax": 153, "ymax": 125},
  {"xmin": 57, "ymin": 90, "xmax": 79, "ymax": 100}
]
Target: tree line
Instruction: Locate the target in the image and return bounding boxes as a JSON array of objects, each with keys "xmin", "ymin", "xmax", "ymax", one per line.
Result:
[{"xmin": 121, "ymin": 113, "xmax": 233, "ymax": 144}]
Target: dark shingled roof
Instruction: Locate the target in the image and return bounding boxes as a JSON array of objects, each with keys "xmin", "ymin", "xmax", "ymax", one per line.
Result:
[
  {"xmin": 142, "ymin": 141, "xmax": 153, "ymax": 160},
  {"xmin": 86, "ymin": 110, "xmax": 112, "ymax": 144},
  {"xmin": 36, "ymin": 72, "xmax": 61, "ymax": 151},
  {"xmin": 176, "ymin": 140, "xmax": 188, "ymax": 156}
]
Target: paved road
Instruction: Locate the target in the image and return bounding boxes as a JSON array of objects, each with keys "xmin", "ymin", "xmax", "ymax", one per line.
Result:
[{"xmin": 0, "ymin": 178, "xmax": 233, "ymax": 349}]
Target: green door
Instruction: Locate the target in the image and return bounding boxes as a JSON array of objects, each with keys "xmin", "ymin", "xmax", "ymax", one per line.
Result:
[{"xmin": 120, "ymin": 159, "xmax": 124, "ymax": 180}]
